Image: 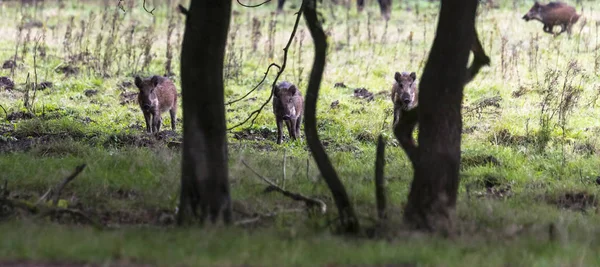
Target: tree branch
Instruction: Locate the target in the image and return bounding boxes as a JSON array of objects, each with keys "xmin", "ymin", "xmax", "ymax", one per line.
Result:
[
  {"xmin": 0, "ymin": 104, "xmax": 7, "ymax": 121},
  {"xmin": 52, "ymin": 164, "xmax": 86, "ymax": 206},
  {"xmin": 143, "ymin": 0, "xmax": 155, "ymax": 14},
  {"xmin": 465, "ymin": 28, "xmax": 490, "ymax": 85},
  {"xmin": 227, "ymin": 5, "xmax": 304, "ymax": 132},
  {"xmin": 225, "ymin": 63, "xmax": 281, "ymax": 106},
  {"xmin": 236, "ymin": 0, "xmax": 272, "ymax": 8},
  {"xmin": 177, "ymin": 4, "xmax": 188, "ymax": 15},
  {"xmin": 393, "ymin": 108, "xmax": 419, "ymax": 164},
  {"xmin": 242, "ymin": 160, "xmax": 326, "ymax": 214},
  {"xmin": 303, "ymin": 0, "xmax": 360, "ymax": 234}
]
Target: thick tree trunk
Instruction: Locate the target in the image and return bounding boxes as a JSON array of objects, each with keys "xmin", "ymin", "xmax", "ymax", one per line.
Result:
[
  {"xmin": 303, "ymin": 0, "xmax": 360, "ymax": 234},
  {"xmin": 177, "ymin": 0, "xmax": 232, "ymax": 225},
  {"xmin": 397, "ymin": 0, "xmax": 482, "ymax": 231}
]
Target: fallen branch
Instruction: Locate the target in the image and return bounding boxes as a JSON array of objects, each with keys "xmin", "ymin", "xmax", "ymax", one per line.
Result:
[
  {"xmin": 242, "ymin": 160, "xmax": 326, "ymax": 214},
  {"xmin": 36, "ymin": 164, "xmax": 86, "ymax": 206},
  {"xmin": 52, "ymin": 164, "xmax": 86, "ymax": 206},
  {"xmin": 0, "ymin": 171, "xmax": 103, "ymax": 229},
  {"xmin": 37, "ymin": 208, "xmax": 103, "ymax": 229}
]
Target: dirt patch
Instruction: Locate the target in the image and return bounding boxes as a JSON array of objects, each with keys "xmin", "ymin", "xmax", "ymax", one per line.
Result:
[
  {"xmin": 233, "ymin": 127, "xmax": 274, "ymax": 142},
  {"xmin": 103, "ymin": 132, "xmax": 182, "ymax": 149},
  {"xmin": 0, "ymin": 134, "xmax": 75, "ymax": 153},
  {"xmin": 36, "ymin": 81, "xmax": 53, "ymax": 90},
  {"xmin": 0, "ymin": 76, "xmax": 15, "ymax": 90},
  {"xmin": 84, "ymin": 89, "xmax": 98, "ymax": 97},
  {"xmin": 353, "ymin": 88, "xmax": 374, "ymax": 101},
  {"xmin": 511, "ymin": 86, "xmax": 530, "ymax": 98},
  {"xmin": 56, "ymin": 65, "xmax": 80, "ymax": 76},
  {"xmin": 120, "ymin": 81, "xmax": 134, "ymax": 90},
  {"xmin": 330, "ymin": 100, "xmax": 340, "ymax": 109},
  {"xmin": 120, "ymin": 91, "xmax": 138, "ymax": 105},
  {"xmin": 463, "ymin": 95, "xmax": 502, "ymax": 119},
  {"xmin": 2, "ymin": 60, "xmax": 15, "ymax": 69},
  {"xmin": 334, "ymin": 82, "xmax": 347, "ymax": 88},
  {"xmin": 355, "ymin": 130, "xmax": 376, "ymax": 143},
  {"xmin": 551, "ymin": 192, "xmax": 597, "ymax": 211},
  {"xmin": 573, "ymin": 141, "xmax": 597, "ymax": 156},
  {"xmin": 489, "ymin": 129, "xmax": 532, "ymax": 146},
  {"xmin": 470, "ymin": 175, "xmax": 512, "ymax": 199},
  {"xmin": 21, "ymin": 20, "xmax": 44, "ymax": 29},
  {"xmin": 7, "ymin": 111, "xmax": 34, "ymax": 121},
  {"xmin": 461, "ymin": 154, "xmax": 501, "ymax": 169}
]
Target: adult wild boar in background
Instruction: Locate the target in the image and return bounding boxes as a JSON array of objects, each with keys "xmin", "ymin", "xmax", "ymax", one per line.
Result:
[
  {"xmin": 391, "ymin": 71, "xmax": 418, "ymax": 127},
  {"xmin": 135, "ymin": 75, "xmax": 178, "ymax": 133},
  {"xmin": 272, "ymin": 81, "xmax": 304, "ymax": 144},
  {"xmin": 522, "ymin": 1, "xmax": 581, "ymax": 36}
]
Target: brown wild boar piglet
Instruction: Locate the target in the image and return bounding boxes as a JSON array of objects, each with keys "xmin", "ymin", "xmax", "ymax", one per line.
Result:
[
  {"xmin": 135, "ymin": 75, "xmax": 178, "ymax": 133},
  {"xmin": 272, "ymin": 81, "xmax": 303, "ymax": 144},
  {"xmin": 522, "ymin": 1, "xmax": 580, "ymax": 36},
  {"xmin": 391, "ymin": 71, "xmax": 418, "ymax": 127}
]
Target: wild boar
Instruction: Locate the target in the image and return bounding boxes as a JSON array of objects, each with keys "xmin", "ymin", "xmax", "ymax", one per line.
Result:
[
  {"xmin": 391, "ymin": 71, "xmax": 418, "ymax": 127},
  {"xmin": 272, "ymin": 81, "xmax": 303, "ymax": 144},
  {"xmin": 522, "ymin": 1, "xmax": 581, "ymax": 36},
  {"xmin": 135, "ymin": 75, "xmax": 178, "ymax": 133}
]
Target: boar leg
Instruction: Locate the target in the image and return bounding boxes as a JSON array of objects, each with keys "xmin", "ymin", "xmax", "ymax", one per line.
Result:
[
  {"xmin": 276, "ymin": 117, "xmax": 284, "ymax": 144},
  {"xmin": 170, "ymin": 108, "xmax": 177, "ymax": 130},
  {"xmin": 295, "ymin": 114, "xmax": 302, "ymax": 139},
  {"xmin": 152, "ymin": 114, "xmax": 162, "ymax": 133},
  {"xmin": 285, "ymin": 120, "xmax": 294, "ymax": 140},
  {"xmin": 143, "ymin": 112, "xmax": 152, "ymax": 133},
  {"xmin": 392, "ymin": 105, "xmax": 401, "ymax": 127},
  {"xmin": 289, "ymin": 119, "xmax": 297, "ymax": 140}
]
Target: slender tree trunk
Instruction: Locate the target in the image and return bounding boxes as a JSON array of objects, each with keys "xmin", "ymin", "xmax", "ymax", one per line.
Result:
[
  {"xmin": 396, "ymin": 0, "xmax": 482, "ymax": 231},
  {"xmin": 303, "ymin": 0, "xmax": 360, "ymax": 234},
  {"xmin": 177, "ymin": 0, "xmax": 232, "ymax": 225}
]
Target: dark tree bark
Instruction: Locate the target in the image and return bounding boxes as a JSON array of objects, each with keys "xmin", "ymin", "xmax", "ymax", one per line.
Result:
[
  {"xmin": 374, "ymin": 135, "xmax": 387, "ymax": 220},
  {"xmin": 393, "ymin": 0, "xmax": 489, "ymax": 231},
  {"xmin": 303, "ymin": 0, "xmax": 360, "ymax": 234},
  {"xmin": 177, "ymin": 0, "xmax": 232, "ymax": 225}
]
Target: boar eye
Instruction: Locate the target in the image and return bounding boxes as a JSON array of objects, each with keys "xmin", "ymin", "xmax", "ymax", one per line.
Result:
[{"xmin": 288, "ymin": 99, "xmax": 293, "ymax": 103}]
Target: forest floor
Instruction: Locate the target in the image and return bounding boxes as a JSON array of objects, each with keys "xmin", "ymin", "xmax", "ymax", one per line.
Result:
[{"xmin": 1, "ymin": 0, "xmax": 600, "ymax": 266}]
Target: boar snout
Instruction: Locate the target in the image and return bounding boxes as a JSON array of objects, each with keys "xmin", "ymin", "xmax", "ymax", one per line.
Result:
[
  {"xmin": 142, "ymin": 104, "xmax": 152, "ymax": 111},
  {"xmin": 522, "ymin": 14, "xmax": 530, "ymax": 21},
  {"xmin": 282, "ymin": 114, "xmax": 291, "ymax": 120}
]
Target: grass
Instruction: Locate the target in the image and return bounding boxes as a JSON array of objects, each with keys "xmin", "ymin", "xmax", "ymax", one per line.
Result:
[{"xmin": 1, "ymin": 0, "xmax": 600, "ymax": 266}]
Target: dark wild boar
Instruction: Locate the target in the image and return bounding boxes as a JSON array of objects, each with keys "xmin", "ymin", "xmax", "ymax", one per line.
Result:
[
  {"xmin": 391, "ymin": 71, "xmax": 418, "ymax": 127},
  {"xmin": 135, "ymin": 75, "xmax": 178, "ymax": 133},
  {"xmin": 272, "ymin": 81, "xmax": 303, "ymax": 144},
  {"xmin": 522, "ymin": 1, "xmax": 580, "ymax": 36}
]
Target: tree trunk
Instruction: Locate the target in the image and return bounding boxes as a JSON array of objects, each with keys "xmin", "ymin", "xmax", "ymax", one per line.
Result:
[
  {"xmin": 397, "ymin": 0, "xmax": 483, "ymax": 231},
  {"xmin": 177, "ymin": 0, "xmax": 232, "ymax": 225},
  {"xmin": 303, "ymin": 0, "xmax": 360, "ymax": 234}
]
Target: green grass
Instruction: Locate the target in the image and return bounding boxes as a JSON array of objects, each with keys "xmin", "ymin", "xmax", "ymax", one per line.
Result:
[{"xmin": 2, "ymin": 0, "xmax": 600, "ymax": 266}]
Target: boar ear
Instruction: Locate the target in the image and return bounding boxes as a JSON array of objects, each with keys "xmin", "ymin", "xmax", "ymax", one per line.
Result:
[
  {"xmin": 272, "ymin": 84, "xmax": 280, "ymax": 97},
  {"xmin": 134, "ymin": 76, "xmax": 143, "ymax": 89},
  {"xmin": 150, "ymin": 75, "xmax": 161, "ymax": 87},
  {"xmin": 289, "ymin": 85, "xmax": 298, "ymax": 95},
  {"xmin": 533, "ymin": 1, "xmax": 539, "ymax": 7},
  {"xmin": 394, "ymin": 72, "xmax": 401, "ymax": 82},
  {"xmin": 409, "ymin": 72, "xmax": 416, "ymax": 81}
]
